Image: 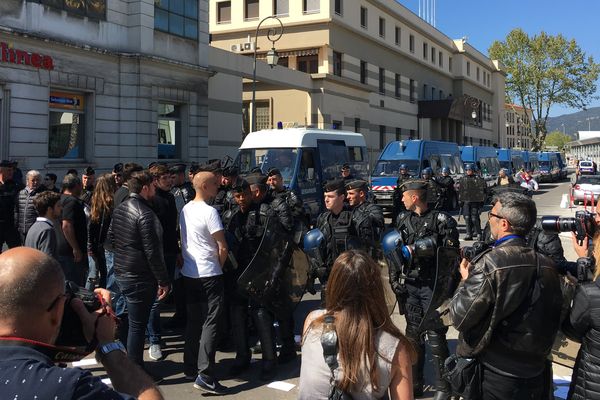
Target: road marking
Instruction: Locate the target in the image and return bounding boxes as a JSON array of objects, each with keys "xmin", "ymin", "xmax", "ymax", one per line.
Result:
[{"xmin": 267, "ymin": 381, "xmax": 296, "ymax": 391}]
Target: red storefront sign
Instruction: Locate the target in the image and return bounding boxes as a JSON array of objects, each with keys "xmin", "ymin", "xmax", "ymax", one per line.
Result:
[{"xmin": 0, "ymin": 42, "xmax": 54, "ymax": 70}]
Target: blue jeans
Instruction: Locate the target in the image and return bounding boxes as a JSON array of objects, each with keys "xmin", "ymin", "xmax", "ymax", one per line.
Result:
[
  {"xmin": 57, "ymin": 255, "xmax": 88, "ymax": 287},
  {"xmin": 117, "ymin": 279, "xmax": 157, "ymax": 367},
  {"xmin": 105, "ymin": 250, "xmax": 126, "ymax": 317},
  {"xmin": 145, "ymin": 253, "xmax": 177, "ymax": 344}
]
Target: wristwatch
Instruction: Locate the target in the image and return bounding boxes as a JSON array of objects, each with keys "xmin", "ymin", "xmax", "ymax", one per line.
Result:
[{"xmin": 95, "ymin": 341, "xmax": 126, "ymax": 362}]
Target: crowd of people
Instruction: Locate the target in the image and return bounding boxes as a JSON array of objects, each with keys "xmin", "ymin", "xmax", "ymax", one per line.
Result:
[{"xmin": 0, "ymin": 156, "xmax": 597, "ymax": 400}]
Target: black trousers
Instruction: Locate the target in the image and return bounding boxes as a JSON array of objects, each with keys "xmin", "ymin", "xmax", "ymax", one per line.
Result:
[
  {"xmin": 0, "ymin": 223, "xmax": 20, "ymax": 252},
  {"xmin": 481, "ymin": 365, "xmax": 544, "ymax": 400},
  {"xmin": 462, "ymin": 202, "xmax": 482, "ymax": 237}
]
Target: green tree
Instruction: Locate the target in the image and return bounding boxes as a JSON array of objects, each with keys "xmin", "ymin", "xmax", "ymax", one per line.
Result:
[
  {"xmin": 489, "ymin": 29, "xmax": 600, "ymax": 150},
  {"xmin": 544, "ymin": 131, "xmax": 571, "ymax": 150}
]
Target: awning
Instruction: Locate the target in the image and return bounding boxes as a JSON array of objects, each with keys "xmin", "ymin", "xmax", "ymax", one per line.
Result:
[{"xmin": 257, "ymin": 48, "xmax": 319, "ymax": 59}]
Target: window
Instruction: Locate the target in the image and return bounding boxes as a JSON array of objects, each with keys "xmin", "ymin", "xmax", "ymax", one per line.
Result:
[
  {"xmin": 48, "ymin": 91, "xmax": 85, "ymax": 160},
  {"xmin": 332, "ymin": 120, "xmax": 342, "ymax": 130},
  {"xmin": 303, "ymin": 0, "xmax": 319, "ymax": 14},
  {"xmin": 274, "ymin": 0, "xmax": 289, "ymax": 16},
  {"xmin": 354, "ymin": 118, "xmax": 361, "ymax": 133},
  {"xmin": 333, "ymin": 51, "xmax": 342, "ymax": 77},
  {"xmin": 466, "ymin": 61, "xmax": 471, "ymax": 76},
  {"xmin": 395, "ymin": 26, "xmax": 401, "ymax": 45},
  {"xmin": 379, "ymin": 17, "xmax": 385, "ymax": 37},
  {"xmin": 277, "ymin": 57, "xmax": 289, "ymax": 67},
  {"xmin": 396, "ymin": 127, "xmax": 401, "ymax": 141},
  {"xmin": 244, "ymin": 0, "xmax": 259, "ymax": 20},
  {"xmin": 334, "ymin": 0, "xmax": 342, "ymax": 15},
  {"xmin": 395, "ymin": 73, "xmax": 401, "ymax": 98},
  {"xmin": 297, "ymin": 148, "xmax": 316, "ymax": 190},
  {"xmin": 449, "ymin": 57, "xmax": 453, "ymax": 72},
  {"xmin": 360, "ymin": 60, "xmax": 367, "ymax": 84},
  {"xmin": 439, "ymin": 51, "xmax": 442, "ymax": 67},
  {"xmin": 423, "ymin": 42, "xmax": 428, "ymax": 60},
  {"xmin": 423, "ymin": 84, "xmax": 427, "ymax": 100},
  {"xmin": 360, "ymin": 7, "xmax": 368, "ymax": 28},
  {"xmin": 155, "ymin": 0, "xmax": 199, "ymax": 39},
  {"xmin": 409, "ymin": 79, "xmax": 415, "ymax": 102},
  {"xmin": 476, "ymin": 67, "xmax": 480, "ymax": 81},
  {"xmin": 157, "ymin": 103, "xmax": 181, "ymax": 159},
  {"xmin": 431, "ymin": 87, "xmax": 435, "ymax": 100},
  {"xmin": 379, "ymin": 67, "xmax": 385, "ymax": 94},
  {"xmin": 409, "ymin": 34, "xmax": 414, "ymax": 52},
  {"xmin": 297, "ymin": 55, "xmax": 318, "ymax": 73},
  {"xmin": 431, "ymin": 47, "xmax": 436, "ymax": 64},
  {"xmin": 409, "ymin": 129, "xmax": 415, "ymax": 139},
  {"xmin": 379, "ymin": 125, "xmax": 386, "ymax": 149},
  {"xmin": 216, "ymin": 1, "xmax": 231, "ymax": 24}
]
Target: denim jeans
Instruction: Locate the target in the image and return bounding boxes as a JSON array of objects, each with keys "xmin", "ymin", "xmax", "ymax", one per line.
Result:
[
  {"xmin": 183, "ymin": 275, "xmax": 224, "ymax": 379},
  {"xmin": 117, "ymin": 279, "xmax": 157, "ymax": 367},
  {"xmin": 57, "ymin": 255, "xmax": 88, "ymax": 287},
  {"xmin": 105, "ymin": 250, "xmax": 126, "ymax": 317},
  {"xmin": 85, "ymin": 249, "xmax": 107, "ymax": 290},
  {"xmin": 145, "ymin": 253, "xmax": 177, "ymax": 344}
]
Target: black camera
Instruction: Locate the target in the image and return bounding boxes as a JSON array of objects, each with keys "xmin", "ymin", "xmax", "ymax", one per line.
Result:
[
  {"xmin": 461, "ymin": 241, "xmax": 490, "ymax": 262},
  {"xmin": 54, "ymin": 281, "xmax": 102, "ymax": 350},
  {"xmin": 541, "ymin": 211, "xmax": 597, "ymax": 245}
]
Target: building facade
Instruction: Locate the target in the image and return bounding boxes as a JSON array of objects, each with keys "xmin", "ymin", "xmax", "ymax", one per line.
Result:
[
  {"xmin": 504, "ymin": 103, "xmax": 532, "ymax": 149},
  {"xmin": 0, "ymin": 0, "xmax": 211, "ymax": 173},
  {"xmin": 209, "ymin": 0, "xmax": 506, "ymax": 161}
]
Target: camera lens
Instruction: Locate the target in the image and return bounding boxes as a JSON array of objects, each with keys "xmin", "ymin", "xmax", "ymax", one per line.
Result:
[{"xmin": 540, "ymin": 216, "xmax": 576, "ymax": 233}]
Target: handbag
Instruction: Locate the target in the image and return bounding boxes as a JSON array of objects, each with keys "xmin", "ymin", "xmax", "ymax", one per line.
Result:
[
  {"xmin": 321, "ymin": 315, "xmax": 353, "ymax": 400},
  {"xmin": 443, "ymin": 354, "xmax": 482, "ymax": 399}
]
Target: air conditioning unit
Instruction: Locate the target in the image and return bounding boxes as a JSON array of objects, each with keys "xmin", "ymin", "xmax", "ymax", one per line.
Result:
[
  {"xmin": 242, "ymin": 42, "xmax": 256, "ymax": 51},
  {"xmin": 230, "ymin": 44, "xmax": 239, "ymax": 52}
]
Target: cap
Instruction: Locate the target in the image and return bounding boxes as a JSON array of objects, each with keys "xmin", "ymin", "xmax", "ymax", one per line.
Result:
[
  {"xmin": 0, "ymin": 160, "xmax": 13, "ymax": 167},
  {"xmin": 83, "ymin": 166, "xmax": 95, "ymax": 176},
  {"xmin": 267, "ymin": 167, "xmax": 281, "ymax": 177},
  {"xmin": 113, "ymin": 163, "xmax": 124, "ymax": 174},
  {"xmin": 223, "ymin": 166, "xmax": 240, "ymax": 178},
  {"xmin": 198, "ymin": 160, "xmax": 223, "ymax": 174},
  {"xmin": 401, "ymin": 180, "xmax": 428, "ymax": 191},
  {"xmin": 345, "ymin": 179, "xmax": 369, "ymax": 191},
  {"xmin": 324, "ymin": 179, "xmax": 346, "ymax": 193},
  {"xmin": 189, "ymin": 162, "xmax": 201, "ymax": 175},
  {"xmin": 245, "ymin": 172, "xmax": 267, "ymax": 186},
  {"xmin": 169, "ymin": 163, "xmax": 187, "ymax": 174},
  {"xmin": 231, "ymin": 179, "xmax": 250, "ymax": 193},
  {"xmin": 341, "ymin": 163, "xmax": 350, "ymax": 171}
]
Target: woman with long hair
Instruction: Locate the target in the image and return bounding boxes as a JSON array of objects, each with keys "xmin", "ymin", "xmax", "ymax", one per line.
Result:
[
  {"xmin": 564, "ymin": 223, "xmax": 600, "ymax": 400},
  {"xmin": 299, "ymin": 250, "xmax": 415, "ymax": 399},
  {"xmin": 86, "ymin": 173, "xmax": 117, "ymax": 289}
]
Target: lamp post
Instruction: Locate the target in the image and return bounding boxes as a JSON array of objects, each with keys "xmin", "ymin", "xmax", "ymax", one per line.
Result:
[
  {"xmin": 251, "ymin": 16, "xmax": 284, "ymax": 133},
  {"xmin": 462, "ymin": 95, "xmax": 481, "ymax": 145}
]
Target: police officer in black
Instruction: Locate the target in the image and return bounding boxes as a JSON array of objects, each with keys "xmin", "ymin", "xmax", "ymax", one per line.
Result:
[
  {"xmin": 392, "ymin": 164, "xmax": 412, "ymax": 221},
  {"xmin": 346, "ymin": 179, "xmax": 385, "ymax": 258},
  {"xmin": 421, "ymin": 167, "xmax": 444, "ymax": 211},
  {"xmin": 79, "ymin": 166, "xmax": 95, "ymax": 207},
  {"xmin": 266, "ymin": 168, "xmax": 306, "ymax": 228},
  {"xmin": 458, "ymin": 164, "xmax": 486, "ymax": 240},
  {"xmin": 436, "ymin": 167, "xmax": 456, "ymax": 212},
  {"xmin": 170, "ymin": 163, "xmax": 195, "ymax": 214},
  {"xmin": 212, "ymin": 166, "xmax": 239, "ymax": 215},
  {"xmin": 340, "ymin": 163, "xmax": 355, "ymax": 185},
  {"xmin": 0, "ymin": 160, "xmax": 20, "ymax": 250},
  {"xmin": 393, "ymin": 180, "xmax": 459, "ymax": 399}
]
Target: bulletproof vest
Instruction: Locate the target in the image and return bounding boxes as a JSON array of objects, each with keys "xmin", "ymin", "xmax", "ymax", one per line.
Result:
[
  {"xmin": 437, "ymin": 176, "xmax": 454, "ymax": 189},
  {"xmin": 212, "ymin": 186, "xmax": 231, "ymax": 213},
  {"xmin": 352, "ymin": 202, "xmax": 382, "ymax": 250},
  {"xmin": 0, "ymin": 180, "xmax": 18, "ymax": 224},
  {"xmin": 396, "ymin": 174, "xmax": 412, "ymax": 187},
  {"xmin": 397, "ymin": 210, "xmax": 441, "ymax": 280},
  {"xmin": 318, "ymin": 209, "xmax": 357, "ymax": 266},
  {"xmin": 425, "ymin": 179, "xmax": 441, "ymax": 205}
]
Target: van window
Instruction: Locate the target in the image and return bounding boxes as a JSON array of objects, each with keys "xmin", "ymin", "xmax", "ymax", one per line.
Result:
[
  {"xmin": 429, "ymin": 155, "xmax": 441, "ymax": 173},
  {"xmin": 237, "ymin": 148, "xmax": 299, "ymax": 183},
  {"xmin": 297, "ymin": 148, "xmax": 318, "ymax": 190},
  {"xmin": 348, "ymin": 146, "xmax": 364, "ymax": 162},
  {"xmin": 318, "ymin": 140, "xmax": 348, "ymax": 181},
  {"xmin": 479, "ymin": 157, "xmax": 500, "ymax": 176},
  {"xmin": 440, "ymin": 155, "xmax": 462, "ymax": 174}
]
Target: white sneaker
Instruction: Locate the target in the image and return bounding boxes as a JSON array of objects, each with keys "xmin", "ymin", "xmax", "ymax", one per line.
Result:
[{"xmin": 148, "ymin": 344, "xmax": 163, "ymax": 361}]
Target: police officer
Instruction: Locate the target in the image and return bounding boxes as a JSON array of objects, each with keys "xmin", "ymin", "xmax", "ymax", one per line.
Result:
[
  {"xmin": 170, "ymin": 163, "xmax": 195, "ymax": 214},
  {"xmin": 458, "ymin": 164, "xmax": 486, "ymax": 240},
  {"xmin": 421, "ymin": 167, "xmax": 443, "ymax": 210},
  {"xmin": 309, "ymin": 179, "xmax": 359, "ymax": 301},
  {"xmin": 392, "ymin": 164, "xmax": 412, "ymax": 221},
  {"xmin": 0, "ymin": 160, "xmax": 20, "ymax": 251},
  {"xmin": 266, "ymin": 168, "xmax": 306, "ymax": 228},
  {"xmin": 346, "ymin": 179, "xmax": 385, "ymax": 258},
  {"xmin": 340, "ymin": 163, "xmax": 355, "ymax": 185},
  {"xmin": 79, "ymin": 166, "xmax": 95, "ymax": 207},
  {"xmin": 392, "ymin": 181, "xmax": 459, "ymax": 399},
  {"xmin": 436, "ymin": 167, "xmax": 456, "ymax": 212},
  {"xmin": 212, "ymin": 166, "xmax": 239, "ymax": 215}
]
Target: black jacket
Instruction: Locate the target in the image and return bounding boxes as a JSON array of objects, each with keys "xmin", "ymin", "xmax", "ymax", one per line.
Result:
[
  {"xmin": 15, "ymin": 187, "xmax": 43, "ymax": 236},
  {"xmin": 108, "ymin": 193, "xmax": 169, "ymax": 285},
  {"xmin": 88, "ymin": 210, "xmax": 112, "ymax": 254},
  {"xmin": 450, "ymin": 237, "xmax": 563, "ymax": 378},
  {"xmin": 0, "ymin": 179, "xmax": 18, "ymax": 225},
  {"xmin": 152, "ymin": 187, "xmax": 180, "ymax": 254},
  {"xmin": 563, "ymin": 277, "xmax": 600, "ymax": 400}
]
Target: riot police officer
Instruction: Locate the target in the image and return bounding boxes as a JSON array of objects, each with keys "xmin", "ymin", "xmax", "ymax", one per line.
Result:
[
  {"xmin": 170, "ymin": 163, "xmax": 195, "ymax": 213},
  {"xmin": 340, "ymin": 163, "xmax": 355, "ymax": 185},
  {"xmin": 458, "ymin": 164, "xmax": 486, "ymax": 240},
  {"xmin": 346, "ymin": 179, "xmax": 385, "ymax": 258},
  {"xmin": 391, "ymin": 181, "xmax": 459, "ymax": 399},
  {"xmin": 421, "ymin": 167, "xmax": 443, "ymax": 210},
  {"xmin": 267, "ymin": 168, "xmax": 307, "ymax": 240},
  {"xmin": 436, "ymin": 167, "xmax": 456, "ymax": 212},
  {"xmin": 212, "ymin": 166, "xmax": 239, "ymax": 214},
  {"xmin": 0, "ymin": 160, "xmax": 20, "ymax": 251},
  {"xmin": 392, "ymin": 164, "xmax": 412, "ymax": 221}
]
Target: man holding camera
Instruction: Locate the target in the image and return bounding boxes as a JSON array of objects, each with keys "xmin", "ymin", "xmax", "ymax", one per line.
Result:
[
  {"xmin": 391, "ymin": 180, "xmax": 459, "ymax": 399},
  {"xmin": 0, "ymin": 247, "xmax": 163, "ymax": 399},
  {"xmin": 450, "ymin": 192, "xmax": 563, "ymax": 399}
]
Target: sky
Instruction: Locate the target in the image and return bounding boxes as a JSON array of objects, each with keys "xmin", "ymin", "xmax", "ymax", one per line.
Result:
[{"xmin": 401, "ymin": 0, "xmax": 600, "ymax": 117}]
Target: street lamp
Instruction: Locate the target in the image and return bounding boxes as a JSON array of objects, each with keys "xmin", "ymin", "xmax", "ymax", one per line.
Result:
[
  {"xmin": 251, "ymin": 16, "xmax": 284, "ymax": 133},
  {"xmin": 462, "ymin": 95, "xmax": 481, "ymax": 144}
]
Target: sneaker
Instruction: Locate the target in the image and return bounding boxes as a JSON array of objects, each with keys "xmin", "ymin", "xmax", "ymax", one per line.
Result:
[
  {"xmin": 193, "ymin": 375, "xmax": 228, "ymax": 394},
  {"xmin": 148, "ymin": 344, "xmax": 163, "ymax": 361}
]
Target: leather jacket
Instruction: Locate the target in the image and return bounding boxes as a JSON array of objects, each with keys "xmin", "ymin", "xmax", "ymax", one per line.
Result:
[
  {"xmin": 108, "ymin": 193, "xmax": 169, "ymax": 285},
  {"xmin": 450, "ymin": 237, "xmax": 563, "ymax": 378}
]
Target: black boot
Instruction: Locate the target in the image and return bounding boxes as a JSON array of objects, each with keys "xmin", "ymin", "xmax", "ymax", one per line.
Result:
[
  {"xmin": 412, "ymin": 344, "xmax": 425, "ymax": 397},
  {"xmin": 253, "ymin": 307, "xmax": 278, "ymax": 381}
]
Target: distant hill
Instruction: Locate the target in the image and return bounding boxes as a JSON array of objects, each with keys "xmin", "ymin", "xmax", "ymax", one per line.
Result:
[{"xmin": 546, "ymin": 107, "xmax": 600, "ymax": 139}]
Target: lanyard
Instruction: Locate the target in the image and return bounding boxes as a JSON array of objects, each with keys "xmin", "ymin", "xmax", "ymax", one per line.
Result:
[{"xmin": 493, "ymin": 234, "xmax": 522, "ymax": 247}]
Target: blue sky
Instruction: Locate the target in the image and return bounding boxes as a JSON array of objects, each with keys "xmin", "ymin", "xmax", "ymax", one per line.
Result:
[{"xmin": 401, "ymin": 0, "xmax": 600, "ymax": 117}]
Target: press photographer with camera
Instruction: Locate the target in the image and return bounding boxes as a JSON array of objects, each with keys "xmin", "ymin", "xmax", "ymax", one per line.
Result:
[
  {"xmin": 0, "ymin": 247, "xmax": 163, "ymax": 400},
  {"xmin": 449, "ymin": 192, "xmax": 563, "ymax": 399}
]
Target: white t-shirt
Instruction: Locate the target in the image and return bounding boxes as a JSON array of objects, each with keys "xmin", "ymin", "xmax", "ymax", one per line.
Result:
[{"xmin": 180, "ymin": 200, "xmax": 224, "ymax": 278}]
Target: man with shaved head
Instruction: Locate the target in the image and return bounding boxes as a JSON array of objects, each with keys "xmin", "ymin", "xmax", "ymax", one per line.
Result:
[
  {"xmin": 179, "ymin": 171, "xmax": 229, "ymax": 394},
  {"xmin": 0, "ymin": 247, "xmax": 163, "ymax": 400}
]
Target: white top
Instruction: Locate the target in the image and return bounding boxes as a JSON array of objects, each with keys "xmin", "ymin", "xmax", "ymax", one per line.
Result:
[{"xmin": 179, "ymin": 200, "xmax": 224, "ymax": 278}]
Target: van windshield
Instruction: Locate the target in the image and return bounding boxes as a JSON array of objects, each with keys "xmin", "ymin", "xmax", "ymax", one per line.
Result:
[
  {"xmin": 236, "ymin": 148, "xmax": 299, "ymax": 183},
  {"xmin": 373, "ymin": 160, "xmax": 420, "ymax": 177}
]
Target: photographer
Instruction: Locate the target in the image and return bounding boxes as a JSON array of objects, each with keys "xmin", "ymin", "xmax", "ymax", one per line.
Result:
[
  {"xmin": 449, "ymin": 192, "xmax": 563, "ymax": 399},
  {"xmin": 0, "ymin": 247, "xmax": 163, "ymax": 399}
]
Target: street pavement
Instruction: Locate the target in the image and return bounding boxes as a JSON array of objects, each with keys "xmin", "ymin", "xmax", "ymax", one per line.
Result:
[{"xmin": 70, "ymin": 179, "xmax": 583, "ymax": 399}]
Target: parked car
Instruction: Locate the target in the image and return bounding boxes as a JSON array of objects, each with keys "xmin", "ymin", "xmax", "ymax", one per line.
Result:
[
  {"xmin": 578, "ymin": 160, "xmax": 596, "ymax": 175},
  {"xmin": 572, "ymin": 175, "xmax": 600, "ymax": 204}
]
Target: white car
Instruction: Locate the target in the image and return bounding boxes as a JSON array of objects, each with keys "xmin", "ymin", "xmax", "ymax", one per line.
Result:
[{"xmin": 572, "ymin": 175, "xmax": 600, "ymax": 204}]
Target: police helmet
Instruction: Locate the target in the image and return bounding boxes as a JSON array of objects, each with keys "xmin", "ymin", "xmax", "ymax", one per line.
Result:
[
  {"xmin": 465, "ymin": 163, "xmax": 475, "ymax": 172},
  {"xmin": 441, "ymin": 167, "xmax": 450, "ymax": 174},
  {"xmin": 304, "ymin": 228, "xmax": 325, "ymax": 251},
  {"xmin": 399, "ymin": 164, "xmax": 408, "ymax": 171},
  {"xmin": 421, "ymin": 167, "xmax": 433, "ymax": 177}
]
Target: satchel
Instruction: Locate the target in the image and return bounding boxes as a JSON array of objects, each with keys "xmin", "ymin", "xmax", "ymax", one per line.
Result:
[
  {"xmin": 321, "ymin": 315, "xmax": 354, "ymax": 400},
  {"xmin": 443, "ymin": 354, "xmax": 482, "ymax": 399}
]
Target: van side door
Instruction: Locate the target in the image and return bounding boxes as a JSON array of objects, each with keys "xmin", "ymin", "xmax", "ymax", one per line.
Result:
[
  {"xmin": 317, "ymin": 140, "xmax": 349, "ymax": 181},
  {"xmin": 297, "ymin": 148, "xmax": 323, "ymax": 223}
]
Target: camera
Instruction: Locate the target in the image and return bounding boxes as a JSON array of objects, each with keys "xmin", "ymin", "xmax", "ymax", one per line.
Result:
[
  {"xmin": 54, "ymin": 281, "xmax": 102, "ymax": 351},
  {"xmin": 402, "ymin": 237, "xmax": 437, "ymax": 264},
  {"xmin": 382, "ymin": 231, "xmax": 437, "ymax": 273},
  {"xmin": 541, "ymin": 210, "xmax": 597, "ymax": 245},
  {"xmin": 460, "ymin": 241, "xmax": 490, "ymax": 262}
]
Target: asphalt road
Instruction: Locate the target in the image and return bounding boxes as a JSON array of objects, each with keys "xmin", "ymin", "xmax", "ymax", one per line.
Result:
[{"xmin": 71, "ymin": 179, "xmax": 582, "ymax": 399}]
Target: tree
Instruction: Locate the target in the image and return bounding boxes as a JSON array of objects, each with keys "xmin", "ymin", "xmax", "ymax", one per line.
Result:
[
  {"xmin": 489, "ymin": 29, "xmax": 600, "ymax": 150},
  {"xmin": 544, "ymin": 131, "xmax": 571, "ymax": 150}
]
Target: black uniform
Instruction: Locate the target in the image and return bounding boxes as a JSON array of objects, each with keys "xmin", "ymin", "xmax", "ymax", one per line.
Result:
[
  {"xmin": 436, "ymin": 175, "xmax": 456, "ymax": 212},
  {"xmin": 392, "ymin": 173, "xmax": 412, "ymax": 221},
  {"xmin": 394, "ymin": 208, "xmax": 459, "ymax": 395},
  {"xmin": 80, "ymin": 187, "xmax": 94, "ymax": 207},
  {"xmin": 458, "ymin": 174, "xmax": 486, "ymax": 239},
  {"xmin": 0, "ymin": 178, "xmax": 20, "ymax": 250},
  {"xmin": 351, "ymin": 200, "xmax": 384, "ymax": 258},
  {"xmin": 171, "ymin": 181, "xmax": 195, "ymax": 213},
  {"xmin": 424, "ymin": 177, "xmax": 444, "ymax": 211}
]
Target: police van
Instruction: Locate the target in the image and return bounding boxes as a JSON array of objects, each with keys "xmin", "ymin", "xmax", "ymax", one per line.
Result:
[
  {"xmin": 522, "ymin": 151, "xmax": 541, "ymax": 180},
  {"xmin": 459, "ymin": 146, "xmax": 500, "ymax": 187},
  {"xmin": 497, "ymin": 148, "xmax": 525, "ymax": 176},
  {"xmin": 370, "ymin": 140, "xmax": 463, "ymax": 210},
  {"xmin": 234, "ymin": 128, "xmax": 369, "ymax": 222},
  {"xmin": 538, "ymin": 151, "xmax": 562, "ymax": 182}
]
